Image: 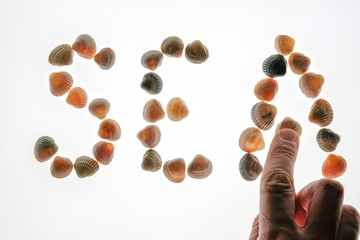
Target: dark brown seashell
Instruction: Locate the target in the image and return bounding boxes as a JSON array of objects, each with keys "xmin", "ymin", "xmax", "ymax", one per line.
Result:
[
  {"xmin": 253, "ymin": 78, "xmax": 279, "ymax": 102},
  {"xmin": 161, "ymin": 36, "xmax": 184, "ymax": 58},
  {"xmin": 74, "ymin": 156, "xmax": 99, "ymax": 178},
  {"xmin": 251, "ymin": 102, "xmax": 277, "ymax": 130},
  {"xmin": 299, "ymin": 72, "xmax": 325, "ymax": 98},
  {"xmin": 185, "ymin": 40, "xmax": 209, "ymax": 64},
  {"xmin": 92, "ymin": 141, "xmax": 114, "ymax": 165},
  {"xmin": 141, "ymin": 50, "xmax": 163, "ymax": 70},
  {"xmin": 239, "ymin": 153, "xmax": 263, "ymax": 181},
  {"xmin": 239, "ymin": 127, "xmax": 265, "ymax": 153},
  {"xmin": 289, "ymin": 52, "xmax": 311, "ymax": 75},
  {"xmin": 322, "ymin": 154, "xmax": 347, "ymax": 179},
  {"xmin": 49, "ymin": 71, "xmax": 73, "ymax": 97},
  {"xmin": 187, "ymin": 154, "xmax": 213, "ymax": 179},
  {"xmin": 34, "ymin": 136, "xmax": 58, "ymax": 162},
  {"xmin": 141, "ymin": 72, "xmax": 163, "ymax": 94},
  {"xmin": 66, "ymin": 87, "xmax": 88, "ymax": 108},
  {"xmin": 316, "ymin": 128, "xmax": 341, "ymax": 152},
  {"xmin": 143, "ymin": 99, "xmax": 165, "ymax": 123},
  {"xmin": 88, "ymin": 98, "xmax": 110, "ymax": 120},
  {"xmin": 98, "ymin": 119, "xmax": 121, "ymax": 141},
  {"xmin": 94, "ymin": 47, "xmax": 116, "ymax": 70},
  {"xmin": 141, "ymin": 149, "xmax": 162, "ymax": 172},
  {"xmin": 308, "ymin": 99, "xmax": 334, "ymax": 127},
  {"xmin": 137, "ymin": 125, "xmax": 161, "ymax": 148},
  {"xmin": 275, "ymin": 117, "xmax": 302, "ymax": 137},
  {"xmin": 275, "ymin": 35, "xmax": 295, "ymax": 56},
  {"xmin": 50, "ymin": 156, "xmax": 73, "ymax": 179},
  {"xmin": 163, "ymin": 158, "xmax": 186, "ymax": 183},
  {"xmin": 166, "ymin": 97, "xmax": 189, "ymax": 122},
  {"xmin": 262, "ymin": 54, "xmax": 287, "ymax": 77},
  {"xmin": 72, "ymin": 34, "xmax": 97, "ymax": 59},
  {"xmin": 48, "ymin": 44, "xmax": 74, "ymax": 66}
]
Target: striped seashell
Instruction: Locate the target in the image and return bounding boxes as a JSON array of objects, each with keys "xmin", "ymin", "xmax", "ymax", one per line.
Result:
[
  {"xmin": 316, "ymin": 128, "xmax": 341, "ymax": 152},
  {"xmin": 49, "ymin": 71, "xmax": 73, "ymax": 97},
  {"xmin": 141, "ymin": 149, "xmax": 162, "ymax": 172},
  {"xmin": 166, "ymin": 97, "xmax": 189, "ymax": 122},
  {"xmin": 50, "ymin": 156, "xmax": 73, "ymax": 179},
  {"xmin": 98, "ymin": 119, "xmax": 121, "ymax": 141},
  {"xmin": 262, "ymin": 54, "xmax": 287, "ymax": 77},
  {"xmin": 239, "ymin": 153, "xmax": 263, "ymax": 181},
  {"xmin": 141, "ymin": 72, "xmax": 163, "ymax": 94},
  {"xmin": 92, "ymin": 141, "xmax": 114, "ymax": 165},
  {"xmin": 299, "ymin": 72, "xmax": 325, "ymax": 98},
  {"xmin": 322, "ymin": 154, "xmax": 347, "ymax": 179},
  {"xmin": 66, "ymin": 87, "xmax": 88, "ymax": 108},
  {"xmin": 137, "ymin": 125, "xmax": 161, "ymax": 148},
  {"xmin": 251, "ymin": 102, "xmax": 277, "ymax": 130},
  {"xmin": 275, "ymin": 35, "xmax": 295, "ymax": 56},
  {"xmin": 48, "ymin": 44, "xmax": 74, "ymax": 66},
  {"xmin": 275, "ymin": 117, "xmax": 302, "ymax": 137},
  {"xmin": 185, "ymin": 40, "xmax": 209, "ymax": 64},
  {"xmin": 289, "ymin": 52, "xmax": 311, "ymax": 75},
  {"xmin": 34, "ymin": 136, "xmax": 58, "ymax": 162},
  {"xmin": 254, "ymin": 78, "xmax": 279, "ymax": 102},
  {"xmin": 88, "ymin": 98, "xmax": 110, "ymax": 120},
  {"xmin": 94, "ymin": 47, "xmax": 116, "ymax": 70},
  {"xmin": 239, "ymin": 127, "xmax": 265, "ymax": 153},
  {"xmin": 141, "ymin": 50, "xmax": 163, "ymax": 70},
  {"xmin": 187, "ymin": 154, "xmax": 213, "ymax": 179},
  {"xmin": 163, "ymin": 158, "xmax": 186, "ymax": 183},
  {"xmin": 161, "ymin": 36, "xmax": 184, "ymax": 58},
  {"xmin": 72, "ymin": 34, "xmax": 97, "ymax": 59},
  {"xmin": 74, "ymin": 156, "xmax": 99, "ymax": 178},
  {"xmin": 143, "ymin": 99, "xmax": 165, "ymax": 123},
  {"xmin": 308, "ymin": 99, "xmax": 334, "ymax": 127}
]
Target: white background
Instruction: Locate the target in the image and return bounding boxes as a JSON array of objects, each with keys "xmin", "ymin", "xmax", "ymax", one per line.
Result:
[{"xmin": 1, "ymin": 0, "xmax": 359, "ymax": 239}]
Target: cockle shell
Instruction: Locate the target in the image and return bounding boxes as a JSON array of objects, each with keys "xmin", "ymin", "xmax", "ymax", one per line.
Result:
[
  {"xmin": 50, "ymin": 156, "xmax": 73, "ymax": 179},
  {"xmin": 187, "ymin": 154, "xmax": 213, "ymax": 179},
  {"xmin": 166, "ymin": 97, "xmax": 189, "ymax": 122},
  {"xmin": 48, "ymin": 44, "xmax": 74, "ymax": 66},
  {"xmin": 275, "ymin": 117, "xmax": 302, "ymax": 137},
  {"xmin": 141, "ymin": 72, "xmax": 163, "ymax": 94},
  {"xmin": 94, "ymin": 47, "xmax": 116, "ymax": 70},
  {"xmin": 254, "ymin": 78, "xmax": 279, "ymax": 102},
  {"xmin": 141, "ymin": 50, "xmax": 163, "ymax": 70},
  {"xmin": 299, "ymin": 72, "xmax": 325, "ymax": 98},
  {"xmin": 322, "ymin": 154, "xmax": 347, "ymax": 179},
  {"xmin": 66, "ymin": 87, "xmax": 88, "ymax": 108},
  {"xmin": 251, "ymin": 102, "xmax": 277, "ymax": 130},
  {"xmin": 275, "ymin": 35, "xmax": 295, "ymax": 56},
  {"xmin": 239, "ymin": 127, "xmax": 265, "ymax": 153},
  {"xmin": 142, "ymin": 149, "xmax": 162, "ymax": 172},
  {"xmin": 161, "ymin": 36, "xmax": 184, "ymax": 58},
  {"xmin": 74, "ymin": 156, "xmax": 99, "ymax": 178},
  {"xmin": 239, "ymin": 153, "xmax": 263, "ymax": 181},
  {"xmin": 88, "ymin": 98, "xmax": 110, "ymax": 119},
  {"xmin": 98, "ymin": 119, "xmax": 121, "ymax": 141},
  {"xmin": 49, "ymin": 71, "xmax": 73, "ymax": 97},
  {"xmin": 92, "ymin": 141, "xmax": 114, "ymax": 165},
  {"xmin": 289, "ymin": 52, "xmax": 311, "ymax": 75},
  {"xmin": 34, "ymin": 136, "xmax": 58, "ymax": 162},
  {"xmin": 316, "ymin": 128, "xmax": 341, "ymax": 152},
  {"xmin": 163, "ymin": 158, "xmax": 186, "ymax": 183},
  {"xmin": 185, "ymin": 40, "xmax": 209, "ymax": 64},
  {"xmin": 143, "ymin": 99, "xmax": 165, "ymax": 123},
  {"xmin": 308, "ymin": 99, "xmax": 334, "ymax": 127},
  {"xmin": 137, "ymin": 125, "xmax": 161, "ymax": 148},
  {"xmin": 262, "ymin": 54, "xmax": 287, "ymax": 77},
  {"xmin": 72, "ymin": 34, "xmax": 97, "ymax": 59}
]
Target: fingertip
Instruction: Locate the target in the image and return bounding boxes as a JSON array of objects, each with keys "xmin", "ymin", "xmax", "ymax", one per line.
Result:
[{"xmin": 278, "ymin": 128, "xmax": 300, "ymax": 143}]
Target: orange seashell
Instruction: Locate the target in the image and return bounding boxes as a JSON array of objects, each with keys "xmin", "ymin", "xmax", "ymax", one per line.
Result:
[
  {"xmin": 88, "ymin": 98, "xmax": 110, "ymax": 120},
  {"xmin": 187, "ymin": 154, "xmax": 213, "ymax": 179},
  {"xmin": 166, "ymin": 97, "xmax": 189, "ymax": 122},
  {"xmin": 98, "ymin": 119, "xmax": 121, "ymax": 141},
  {"xmin": 49, "ymin": 71, "xmax": 73, "ymax": 97},
  {"xmin": 251, "ymin": 102, "xmax": 277, "ymax": 130},
  {"xmin": 185, "ymin": 40, "xmax": 209, "ymax": 64},
  {"xmin": 92, "ymin": 141, "xmax": 114, "ymax": 165},
  {"xmin": 141, "ymin": 72, "xmax": 163, "ymax": 94},
  {"xmin": 74, "ymin": 156, "xmax": 99, "ymax": 178},
  {"xmin": 239, "ymin": 127, "xmax": 265, "ymax": 153},
  {"xmin": 142, "ymin": 149, "xmax": 162, "ymax": 172},
  {"xmin": 289, "ymin": 52, "xmax": 311, "ymax": 75},
  {"xmin": 275, "ymin": 35, "xmax": 295, "ymax": 55},
  {"xmin": 322, "ymin": 154, "xmax": 347, "ymax": 179},
  {"xmin": 254, "ymin": 78, "xmax": 279, "ymax": 102},
  {"xmin": 316, "ymin": 128, "xmax": 341, "ymax": 152},
  {"xmin": 161, "ymin": 36, "xmax": 184, "ymax": 58},
  {"xmin": 308, "ymin": 99, "xmax": 334, "ymax": 127},
  {"xmin": 141, "ymin": 50, "xmax": 163, "ymax": 70},
  {"xmin": 94, "ymin": 47, "xmax": 116, "ymax": 70},
  {"xmin": 50, "ymin": 156, "xmax": 73, "ymax": 179},
  {"xmin": 275, "ymin": 117, "xmax": 302, "ymax": 137},
  {"xmin": 143, "ymin": 99, "xmax": 165, "ymax": 123},
  {"xmin": 72, "ymin": 34, "xmax": 97, "ymax": 59},
  {"xmin": 262, "ymin": 54, "xmax": 287, "ymax": 78},
  {"xmin": 48, "ymin": 44, "xmax": 74, "ymax": 66},
  {"xmin": 299, "ymin": 72, "xmax": 325, "ymax": 98},
  {"xmin": 137, "ymin": 125, "xmax": 161, "ymax": 148},
  {"xmin": 163, "ymin": 158, "xmax": 186, "ymax": 183},
  {"xmin": 239, "ymin": 153, "xmax": 263, "ymax": 181},
  {"xmin": 66, "ymin": 87, "xmax": 88, "ymax": 108},
  {"xmin": 34, "ymin": 136, "xmax": 58, "ymax": 162}
]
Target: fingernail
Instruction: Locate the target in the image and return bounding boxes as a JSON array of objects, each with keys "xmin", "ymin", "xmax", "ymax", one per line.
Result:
[{"xmin": 279, "ymin": 129, "xmax": 298, "ymax": 142}]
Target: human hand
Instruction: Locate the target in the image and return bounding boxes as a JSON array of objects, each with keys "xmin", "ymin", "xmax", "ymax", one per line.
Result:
[{"xmin": 249, "ymin": 129, "xmax": 360, "ymax": 240}]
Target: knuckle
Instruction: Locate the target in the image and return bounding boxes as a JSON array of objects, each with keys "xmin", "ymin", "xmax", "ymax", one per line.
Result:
[
  {"xmin": 270, "ymin": 141, "xmax": 298, "ymax": 161},
  {"xmin": 318, "ymin": 178, "xmax": 344, "ymax": 196},
  {"xmin": 261, "ymin": 171, "xmax": 294, "ymax": 195},
  {"xmin": 344, "ymin": 205, "xmax": 360, "ymax": 226}
]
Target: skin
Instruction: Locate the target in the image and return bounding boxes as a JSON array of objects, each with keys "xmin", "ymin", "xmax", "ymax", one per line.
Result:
[{"xmin": 249, "ymin": 129, "xmax": 360, "ymax": 240}]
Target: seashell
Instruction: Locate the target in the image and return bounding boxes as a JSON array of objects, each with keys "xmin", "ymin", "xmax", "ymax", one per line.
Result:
[
  {"xmin": 98, "ymin": 119, "xmax": 121, "ymax": 141},
  {"xmin": 50, "ymin": 156, "xmax": 73, "ymax": 179},
  {"xmin": 239, "ymin": 153, "xmax": 263, "ymax": 181},
  {"xmin": 299, "ymin": 72, "xmax": 325, "ymax": 98},
  {"xmin": 185, "ymin": 40, "xmax": 209, "ymax": 64},
  {"xmin": 316, "ymin": 128, "xmax": 341, "ymax": 152},
  {"xmin": 239, "ymin": 127, "xmax": 265, "ymax": 153},
  {"xmin": 92, "ymin": 141, "xmax": 114, "ymax": 165},
  {"xmin": 137, "ymin": 125, "xmax": 161, "ymax": 148},
  {"xmin": 163, "ymin": 158, "xmax": 186, "ymax": 183},
  {"xmin": 275, "ymin": 35, "xmax": 295, "ymax": 55},
  {"xmin": 49, "ymin": 71, "xmax": 73, "ymax": 97},
  {"xmin": 143, "ymin": 99, "xmax": 165, "ymax": 123},
  {"xmin": 141, "ymin": 149, "xmax": 162, "ymax": 172},
  {"xmin": 262, "ymin": 54, "xmax": 287, "ymax": 78},
  {"xmin": 251, "ymin": 102, "xmax": 277, "ymax": 130},
  {"xmin": 321, "ymin": 154, "xmax": 347, "ymax": 179},
  {"xmin": 48, "ymin": 44, "xmax": 74, "ymax": 66},
  {"xmin": 72, "ymin": 34, "xmax": 97, "ymax": 59},
  {"xmin": 94, "ymin": 47, "xmax": 116, "ymax": 70},
  {"xmin": 166, "ymin": 97, "xmax": 189, "ymax": 122},
  {"xmin": 187, "ymin": 154, "xmax": 213, "ymax": 179},
  {"xmin": 254, "ymin": 78, "xmax": 279, "ymax": 102},
  {"xmin": 88, "ymin": 98, "xmax": 110, "ymax": 120},
  {"xmin": 161, "ymin": 36, "xmax": 184, "ymax": 58},
  {"xmin": 74, "ymin": 156, "xmax": 99, "ymax": 178},
  {"xmin": 66, "ymin": 87, "xmax": 88, "ymax": 108},
  {"xmin": 289, "ymin": 52, "xmax": 311, "ymax": 75},
  {"xmin": 141, "ymin": 72, "xmax": 163, "ymax": 94},
  {"xmin": 141, "ymin": 50, "xmax": 163, "ymax": 70},
  {"xmin": 308, "ymin": 99, "xmax": 334, "ymax": 127},
  {"xmin": 275, "ymin": 117, "xmax": 302, "ymax": 137},
  {"xmin": 34, "ymin": 136, "xmax": 58, "ymax": 162}
]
